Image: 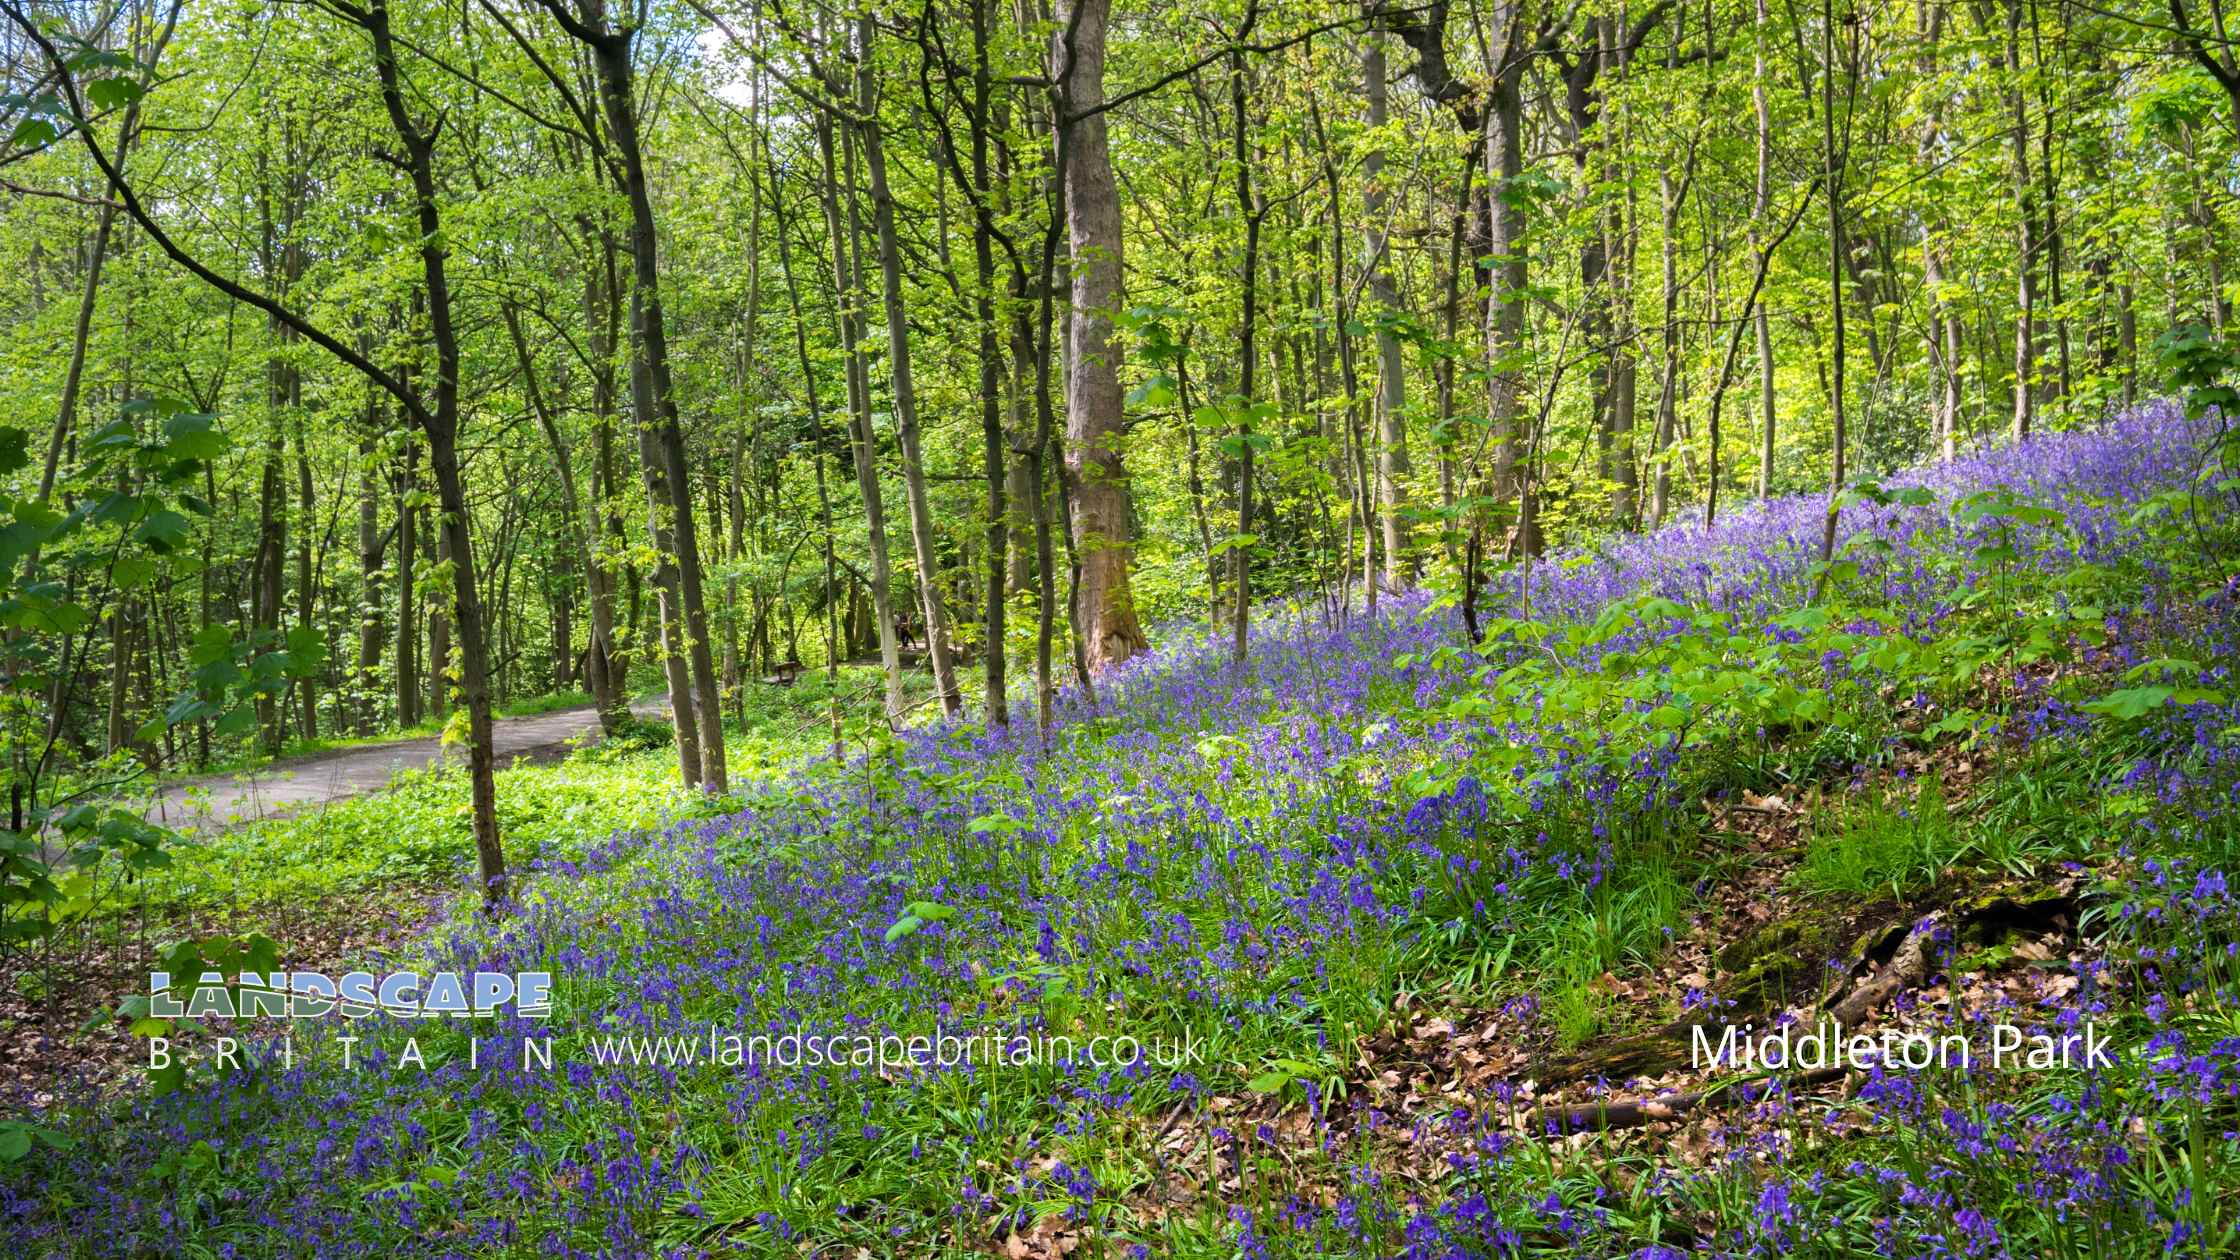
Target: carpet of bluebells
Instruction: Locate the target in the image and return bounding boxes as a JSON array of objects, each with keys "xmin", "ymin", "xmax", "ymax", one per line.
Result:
[{"xmin": 6, "ymin": 401, "xmax": 2240, "ymax": 1257}]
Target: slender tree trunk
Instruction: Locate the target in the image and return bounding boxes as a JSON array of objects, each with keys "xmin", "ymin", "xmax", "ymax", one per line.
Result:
[
  {"xmin": 503, "ymin": 303, "xmax": 607, "ymax": 716},
  {"xmin": 367, "ymin": 0, "xmax": 504, "ymax": 903},
  {"xmin": 1363, "ymin": 34, "xmax": 1412, "ymax": 586},
  {"xmin": 1913, "ymin": 3, "xmax": 1961, "ymax": 459},
  {"xmin": 814, "ymin": 112, "xmax": 906, "ymax": 723},
  {"xmin": 427, "ymin": 520, "xmax": 450, "ymax": 719},
  {"xmin": 1607, "ymin": 28, "xmax": 1639, "ymax": 528},
  {"xmin": 1228, "ymin": 44, "xmax": 1261, "ymax": 663},
  {"xmin": 255, "ymin": 378, "xmax": 288, "ymax": 752},
  {"xmin": 1813, "ymin": 0, "xmax": 1849, "ymax": 591},
  {"xmin": 1484, "ymin": 9, "xmax": 1529, "ymax": 554},
  {"xmin": 768, "ymin": 126, "xmax": 847, "ymax": 761},
  {"xmin": 2003, "ymin": 0, "xmax": 2036, "ymax": 441},
  {"xmin": 396, "ymin": 438, "xmax": 419, "ymax": 729},
  {"xmin": 1652, "ymin": 165, "xmax": 1682, "ymax": 527},
  {"xmin": 355, "ymin": 409, "xmax": 386, "ymax": 735},
  {"xmin": 580, "ymin": 227, "xmax": 630, "ymax": 731},
  {"xmin": 857, "ymin": 22, "xmax": 963, "ymax": 718},
  {"xmin": 1753, "ymin": 0, "xmax": 1779, "ymax": 494},
  {"xmin": 36, "ymin": 2, "xmax": 175, "ymax": 514},
  {"xmin": 44, "ymin": 199, "xmax": 123, "ymax": 510},
  {"xmin": 2117, "ymin": 275, "xmax": 2138, "ymax": 405},
  {"xmin": 293, "ymin": 413, "xmax": 318, "ymax": 740},
  {"xmin": 580, "ymin": 19, "xmax": 727, "ymax": 790},
  {"xmin": 1314, "ymin": 102, "xmax": 1378, "ymax": 614}
]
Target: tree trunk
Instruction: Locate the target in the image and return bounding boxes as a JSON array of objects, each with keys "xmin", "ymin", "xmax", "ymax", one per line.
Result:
[
  {"xmin": 580, "ymin": 225, "xmax": 630, "ymax": 731},
  {"xmin": 396, "ymin": 438, "xmax": 419, "ymax": 729},
  {"xmin": 1813, "ymin": 0, "xmax": 1849, "ymax": 590},
  {"xmin": 2003, "ymin": 0, "xmax": 2036, "ymax": 441},
  {"xmin": 1753, "ymin": 0, "xmax": 1779, "ymax": 493},
  {"xmin": 814, "ymin": 112, "xmax": 907, "ymax": 724},
  {"xmin": 1054, "ymin": 0, "xmax": 1148, "ymax": 672},
  {"xmin": 1229, "ymin": 44, "xmax": 1260, "ymax": 663},
  {"xmin": 1363, "ymin": 34, "xmax": 1412, "ymax": 586},
  {"xmin": 857, "ymin": 22, "xmax": 963, "ymax": 719},
  {"xmin": 1484, "ymin": 9, "xmax": 1529, "ymax": 554},
  {"xmin": 582, "ymin": 16, "xmax": 728, "ymax": 789},
  {"xmin": 255, "ymin": 386, "xmax": 287, "ymax": 753},
  {"xmin": 293, "ymin": 413, "xmax": 318, "ymax": 741},
  {"xmin": 427, "ymin": 519, "xmax": 450, "ymax": 719},
  {"xmin": 1652, "ymin": 167, "xmax": 1682, "ymax": 527},
  {"xmin": 1913, "ymin": 3, "xmax": 1962, "ymax": 459},
  {"xmin": 636, "ymin": 395, "xmax": 703, "ymax": 783},
  {"xmin": 367, "ymin": 0, "xmax": 504, "ymax": 903},
  {"xmin": 355, "ymin": 410, "xmax": 386, "ymax": 735}
]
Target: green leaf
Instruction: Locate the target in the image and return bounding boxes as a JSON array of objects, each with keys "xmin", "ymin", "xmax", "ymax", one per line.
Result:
[
  {"xmin": 160, "ymin": 413, "xmax": 228, "ymax": 463},
  {"xmin": 111, "ymin": 555, "xmax": 157, "ymax": 590},
  {"xmin": 188, "ymin": 623, "xmax": 234, "ymax": 665},
  {"xmin": 85, "ymin": 76, "xmax": 143, "ymax": 111},
  {"xmin": 2082, "ymin": 686, "xmax": 2174, "ymax": 720},
  {"xmin": 8, "ymin": 117, "xmax": 56, "ymax": 148},
  {"xmin": 134, "ymin": 509, "xmax": 191, "ymax": 553},
  {"xmin": 1125, "ymin": 373, "xmax": 1177, "ymax": 409},
  {"xmin": 282, "ymin": 625, "xmax": 327, "ymax": 675},
  {"xmin": 0, "ymin": 428, "xmax": 29, "ymax": 478}
]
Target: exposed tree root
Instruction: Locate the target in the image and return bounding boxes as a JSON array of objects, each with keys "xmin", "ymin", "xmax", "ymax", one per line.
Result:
[
  {"xmin": 1507, "ymin": 881, "xmax": 2078, "ymax": 1135},
  {"xmin": 1531, "ymin": 1066, "xmax": 1848, "ymax": 1134}
]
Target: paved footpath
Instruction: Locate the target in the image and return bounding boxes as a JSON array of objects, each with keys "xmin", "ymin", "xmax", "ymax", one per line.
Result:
[{"xmin": 139, "ymin": 700, "xmax": 666, "ymax": 833}]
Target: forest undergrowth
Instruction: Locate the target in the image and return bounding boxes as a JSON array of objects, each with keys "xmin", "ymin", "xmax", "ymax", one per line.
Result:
[{"xmin": 5, "ymin": 402, "xmax": 2240, "ymax": 1258}]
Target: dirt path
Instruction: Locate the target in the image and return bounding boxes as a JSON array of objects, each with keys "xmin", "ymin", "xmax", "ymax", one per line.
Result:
[{"xmin": 140, "ymin": 700, "xmax": 663, "ymax": 833}]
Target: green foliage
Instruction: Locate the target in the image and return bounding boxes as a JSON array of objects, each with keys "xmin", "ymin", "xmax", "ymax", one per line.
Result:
[
  {"xmin": 0, "ymin": 398, "xmax": 319, "ymax": 950},
  {"xmin": 2158, "ymin": 324, "xmax": 2240, "ymax": 426}
]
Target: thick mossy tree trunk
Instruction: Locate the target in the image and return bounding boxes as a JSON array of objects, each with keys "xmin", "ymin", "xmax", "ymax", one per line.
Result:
[{"xmin": 1054, "ymin": 0, "xmax": 1148, "ymax": 674}]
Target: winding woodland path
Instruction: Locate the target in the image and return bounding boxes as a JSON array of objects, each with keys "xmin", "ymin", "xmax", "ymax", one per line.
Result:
[{"xmin": 139, "ymin": 699, "xmax": 664, "ymax": 833}]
